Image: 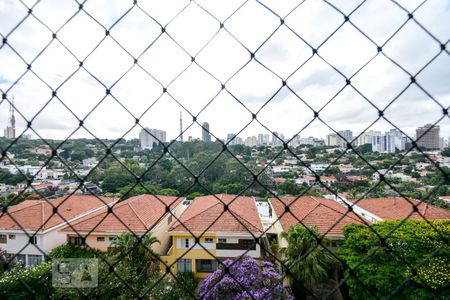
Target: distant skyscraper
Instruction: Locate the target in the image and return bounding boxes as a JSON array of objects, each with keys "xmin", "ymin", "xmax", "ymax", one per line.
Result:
[
  {"xmin": 179, "ymin": 111, "xmax": 184, "ymax": 142},
  {"xmin": 326, "ymin": 133, "xmax": 339, "ymax": 146},
  {"xmin": 337, "ymin": 130, "xmax": 353, "ymax": 147},
  {"xmin": 139, "ymin": 128, "xmax": 166, "ymax": 149},
  {"xmin": 257, "ymin": 134, "xmax": 264, "ymax": 145},
  {"xmin": 371, "ymin": 131, "xmax": 383, "ymax": 152},
  {"xmin": 227, "ymin": 133, "xmax": 236, "ymax": 145},
  {"xmin": 272, "ymin": 131, "xmax": 282, "ymax": 145},
  {"xmin": 202, "ymin": 122, "xmax": 211, "ymax": 142},
  {"xmin": 4, "ymin": 96, "xmax": 16, "ymax": 139},
  {"xmin": 416, "ymin": 124, "xmax": 440, "ymax": 150},
  {"xmin": 357, "ymin": 130, "xmax": 376, "ymax": 146},
  {"xmin": 371, "ymin": 129, "xmax": 404, "ymax": 153}
]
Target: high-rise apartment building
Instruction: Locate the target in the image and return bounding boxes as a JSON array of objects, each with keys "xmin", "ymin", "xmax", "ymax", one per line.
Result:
[
  {"xmin": 202, "ymin": 122, "xmax": 211, "ymax": 142},
  {"xmin": 272, "ymin": 131, "xmax": 279, "ymax": 145},
  {"xmin": 257, "ymin": 134, "xmax": 264, "ymax": 145},
  {"xmin": 227, "ymin": 133, "xmax": 237, "ymax": 145},
  {"xmin": 372, "ymin": 129, "xmax": 404, "ymax": 153},
  {"xmin": 326, "ymin": 133, "xmax": 339, "ymax": 146},
  {"xmin": 416, "ymin": 124, "xmax": 440, "ymax": 150},
  {"xmin": 357, "ymin": 130, "xmax": 377, "ymax": 146},
  {"xmin": 139, "ymin": 128, "xmax": 166, "ymax": 149},
  {"xmin": 337, "ymin": 130, "xmax": 353, "ymax": 147},
  {"xmin": 4, "ymin": 97, "xmax": 16, "ymax": 139}
]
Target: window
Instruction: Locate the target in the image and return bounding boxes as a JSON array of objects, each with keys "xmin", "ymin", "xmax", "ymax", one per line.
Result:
[
  {"xmin": 177, "ymin": 259, "xmax": 192, "ymax": 272},
  {"xmin": 242, "ymin": 239, "xmax": 255, "ymax": 249},
  {"xmin": 109, "ymin": 236, "xmax": 116, "ymax": 241},
  {"xmin": 97, "ymin": 237, "xmax": 105, "ymax": 242},
  {"xmin": 204, "ymin": 238, "xmax": 213, "ymax": 243},
  {"xmin": 8, "ymin": 234, "xmax": 15, "ymax": 240},
  {"xmin": 196, "ymin": 259, "xmax": 217, "ymax": 273},
  {"xmin": 0, "ymin": 234, "xmax": 6, "ymax": 243},
  {"xmin": 218, "ymin": 238, "xmax": 227, "ymax": 243},
  {"xmin": 30, "ymin": 236, "xmax": 38, "ymax": 245},
  {"xmin": 28, "ymin": 255, "xmax": 42, "ymax": 266},
  {"xmin": 68, "ymin": 237, "xmax": 85, "ymax": 246}
]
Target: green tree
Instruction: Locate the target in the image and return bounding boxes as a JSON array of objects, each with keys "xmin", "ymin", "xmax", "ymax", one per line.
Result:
[
  {"xmin": 280, "ymin": 225, "xmax": 342, "ymax": 299},
  {"xmin": 356, "ymin": 144, "xmax": 372, "ymax": 154},
  {"xmin": 0, "ymin": 263, "xmax": 53, "ymax": 299},
  {"xmin": 0, "ymin": 169, "xmax": 27, "ymax": 185},
  {"xmin": 109, "ymin": 233, "xmax": 160, "ymax": 275},
  {"xmin": 100, "ymin": 165, "xmax": 136, "ymax": 193},
  {"xmin": 276, "ymin": 180, "xmax": 301, "ymax": 196},
  {"xmin": 338, "ymin": 220, "xmax": 450, "ymax": 300},
  {"xmin": 441, "ymin": 147, "xmax": 450, "ymax": 157},
  {"xmin": 107, "ymin": 233, "xmax": 162, "ymax": 299}
]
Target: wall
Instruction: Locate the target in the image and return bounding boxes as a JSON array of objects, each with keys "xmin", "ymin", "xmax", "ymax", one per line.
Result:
[
  {"xmin": 161, "ymin": 233, "xmax": 218, "ymax": 279},
  {"xmin": 151, "ymin": 201, "xmax": 188, "ymax": 254}
]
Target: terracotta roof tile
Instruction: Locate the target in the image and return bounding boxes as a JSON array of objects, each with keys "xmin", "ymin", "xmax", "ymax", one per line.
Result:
[
  {"xmin": 61, "ymin": 195, "xmax": 183, "ymax": 233},
  {"xmin": 354, "ymin": 197, "xmax": 450, "ymax": 220},
  {"xmin": 0, "ymin": 195, "xmax": 116, "ymax": 231},
  {"xmin": 270, "ymin": 196, "xmax": 366, "ymax": 237},
  {"xmin": 170, "ymin": 194, "xmax": 263, "ymax": 234}
]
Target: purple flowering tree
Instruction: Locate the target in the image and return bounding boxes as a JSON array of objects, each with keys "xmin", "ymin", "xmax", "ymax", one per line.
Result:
[{"xmin": 198, "ymin": 256, "xmax": 292, "ymax": 300}]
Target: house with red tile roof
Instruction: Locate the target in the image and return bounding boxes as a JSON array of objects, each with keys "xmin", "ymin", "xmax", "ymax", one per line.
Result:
[
  {"xmin": 348, "ymin": 197, "xmax": 450, "ymax": 222},
  {"xmin": 60, "ymin": 194, "xmax": 187, "ymax": 254},
  {"xmin": 269, "ymin": 196, "xmax": 367, "ymax": 248},
  {"xmin": 438, "ymin": 196, "xmax": 450, "ymax": 205},
  {"xmin": 0, "ymin": 195, "xmax": 116, "ymax": 266},
  {"xmin": 161, "ymin": 194, "xmax": 265, "ymax": 278}
]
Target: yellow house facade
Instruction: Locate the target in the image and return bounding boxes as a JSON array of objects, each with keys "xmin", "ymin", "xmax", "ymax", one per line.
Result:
[
  {"xmin": 162, "ymin": 233, "xmax": 218, "ymax": 279},
  {"xmin": 161, "ymin": 195, "xmax": 265, "ymax": 279}
]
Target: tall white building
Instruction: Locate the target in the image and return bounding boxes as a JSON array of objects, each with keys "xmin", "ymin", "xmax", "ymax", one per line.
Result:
[
  {"xmin": 337, "ymin": 130, "xmax": 353, "ymax": 147},
  {"xmin": 244, "ymin": 136, "xmax": 258, "ymax": 147},
  {"xmin": 140, "ymin": 128, "xmax": 166, "ymax": 149},
  {"xmin": 372, "ymin": 129, "xmax": 404, "ymax": 153},
  {"xmin": 257, "ymin": 134, "xmax": 264, "ymax": 145},
  {"xmin": 326, "ymin": 133, "xmax": 339, "ymax": 146},
  {"xmin": 4, "ymin": 97, "xmax": 16, "ymax": 139},
  {"xmin": 357, "ymin": 130, "xmax": 377, "ymax": 146},
  {"xmin": 371, "ymin": 132, "xmax": 382, "ymax": 152}
]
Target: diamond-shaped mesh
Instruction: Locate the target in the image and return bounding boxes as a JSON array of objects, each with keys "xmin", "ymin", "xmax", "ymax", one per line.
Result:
[{"xmin": 0, "ymin": 0, "xmax": 449, "ymax": 299}]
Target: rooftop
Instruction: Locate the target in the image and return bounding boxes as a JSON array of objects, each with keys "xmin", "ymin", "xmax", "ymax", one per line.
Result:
[
  {"xmin": 0, "ymin": 195, "xmax": 116, "ymax": 231},
  {"xmin": 61, "ymin": 195, "xmax": 183, "ymax": 234},
  {"xmin": 270, "ymin": 196, "xmax": 366, "ymax": 238},
  {"xmin": 170, "ymin": 194, "xmax": 263, "ymax": 234},
  {"xmin": 352, "ymin": 197, "xmax": 450, "ymax": 221}
]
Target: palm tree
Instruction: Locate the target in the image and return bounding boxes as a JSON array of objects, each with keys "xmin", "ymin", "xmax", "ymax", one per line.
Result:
[
  {"xmin": 280, "ymin": 225, "xmax": 342, "ymax": 299},
  {"xmin": 110, "ymin": 233, "xmax": 161, "ymax": 276}
]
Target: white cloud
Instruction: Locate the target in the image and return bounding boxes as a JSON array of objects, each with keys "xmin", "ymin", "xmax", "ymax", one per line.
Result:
[{"xmin": 0, "ymin": 0, "xmax": 449, "ymax": 141}]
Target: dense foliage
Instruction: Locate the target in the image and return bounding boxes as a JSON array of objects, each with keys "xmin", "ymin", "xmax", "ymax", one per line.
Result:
[
  {"xmin": 0, "ymin": 234, "xmax": 198, "ymax": 299},
  {"xmin": 198, "ymin": 256, "xmax": 292, "ymax": 300},
  {"xmin": 0, "ymin": 169, "xmax": 27, "ymax": 185},
  {"xmin": 280, "ymin": 225, "xmax": 342, "ymax": 299},
  {"xmin": 338, "ymin": 220, "xmax": 450, "ymax": 300}
]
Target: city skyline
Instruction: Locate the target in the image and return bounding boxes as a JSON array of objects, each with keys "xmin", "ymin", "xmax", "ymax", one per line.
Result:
[{"xmin": 134, "ymin": 121, "xmax": 446, "ymax": 152}]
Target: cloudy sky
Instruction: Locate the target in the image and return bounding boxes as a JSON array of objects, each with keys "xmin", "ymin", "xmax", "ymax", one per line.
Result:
[{"xmin": 0, "ymin": 0, "xmax": 449, "ymax": 143}]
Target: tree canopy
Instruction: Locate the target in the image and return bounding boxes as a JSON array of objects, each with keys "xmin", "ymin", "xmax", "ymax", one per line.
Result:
[{"xmin": 338, "ymin": 220, "xmax": 450, "ymax": 300}]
